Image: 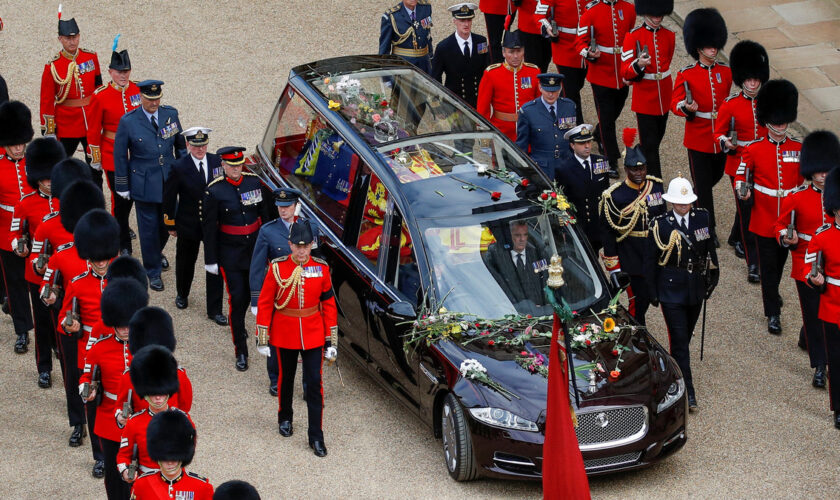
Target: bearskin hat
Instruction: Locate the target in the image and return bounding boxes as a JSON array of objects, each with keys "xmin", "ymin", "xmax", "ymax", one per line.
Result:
[
  {"xmin": 823, "ymin": 168, "xmax": 840, "ymax": 216},
  {"xmin": 60, "ymin": 180, "xmax": 105, "ymax": 233},
  {"xmin": 128, "ymin": 306, "xmax": 176, "ymax": 354},
  {"xmin": 634, "ymin": 0, "xmax": 673, "ymax": 17},
  {"xmin": 73, "ymin": 209, "xmax": 120, "ymax": 261},
  {"xmin": 24, "ymin": 138, "xmax": 66, "ymax": 189},
  {"xmin": 801, "ymin": 130, "xmax": 840, "ymax": 180},
  {"xmin": 214, "ymin": 480, "xmax": 261, "ymax": 500},
  {"xmin": 756, "ymin": 79, "xmax": 798, "ymax": 127},
  {"xmin": 729, "ymin": 40, "xmax": 770, "ymax": 88},
  {"xmin": 101, "ymin": 278, "xmax": 149, "ymax": 328},
  {"xmin": 130, "ymin": 345, "xmax": 180, "ymax": 398},
  {"xmin": 0, "ymin": 100, "xmax": 34, "ymax": 146},
  {"xmin": 146, "ymin": 409, "xmax": 195, "ymax": 466},
  {"xmin": 51, "ymin": 158, "xmax": 92, "ymax": 199},
  {"xmin": 683, "ymin": 8, "xmax": 727, "ymax": 59},
  {"xmin": 105, "ymin": 256, "xmax": 148, "ymax": 290}
]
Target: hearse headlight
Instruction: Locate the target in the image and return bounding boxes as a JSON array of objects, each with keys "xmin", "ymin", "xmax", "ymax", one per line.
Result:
[
  {"xmin": 468, "ymin": 407, "xmax": 539, "ymax": 432},
  {"xmin": 657, "ymin": 378, "xmax": 685, "ymax": 413}
]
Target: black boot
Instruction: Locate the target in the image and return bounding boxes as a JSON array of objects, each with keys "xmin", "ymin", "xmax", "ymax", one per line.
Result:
[
  {"xmin": 813, "ymin": 365, "xmax": 827, "ymax": 388},
  {"xmin": 834, "ymin": 411, "xmax": 840, "ymax": 429},
  {"xmin": 767, "ymin": 316, "xmax": 782, "ymax": 335},
  {"xmin": 68, "ymin": 424, "xmax": 86, "ymax": 447},
  {"xmin": 14, "ymin": 332, "xmax": 29, "ymax": 354},
  {"xmin": 747, "ymin": 264, "xmax": 760, "ymax": 283},
  {"xmin": 733, "ymin": 241, "xmax": 745, "ymax": 259}
]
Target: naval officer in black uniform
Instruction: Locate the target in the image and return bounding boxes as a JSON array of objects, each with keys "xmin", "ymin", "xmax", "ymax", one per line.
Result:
[
  {"xmin": 202, "ymin": 146, "xmax": 273, "ymax": 372},
  {"xmin": 431, "ymin": 3, "xmax": 490, "ymax": 108}
]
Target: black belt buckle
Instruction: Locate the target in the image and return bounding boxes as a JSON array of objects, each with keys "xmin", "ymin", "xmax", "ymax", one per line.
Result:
[{"xmin": 686, "ymin": 261, "xmax": 694, "ymax": 274}]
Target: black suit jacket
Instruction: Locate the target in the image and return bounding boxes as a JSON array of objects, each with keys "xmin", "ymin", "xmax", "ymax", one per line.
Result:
[
  {"xmin": 484, "ymin": 243, "xmax": 548, "ymax": 310},
  {"xmin": 163, "ymin": 152, "xmax": 222, "ymax": 240},
  {"xmin": 555, "ymin": 153, "xmax": 611, "ymax": 249},
  {"xmin": 431, "ymin": 32, "xmax": 489, "ymax": 107}
]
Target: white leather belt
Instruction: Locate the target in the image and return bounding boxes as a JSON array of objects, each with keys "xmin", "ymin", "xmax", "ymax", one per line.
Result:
[
  {"xmin": 104, "ymin": 391, "xmax": 118, "ymax": 401},
  {"xmin": 826, "ymin": 276, "xmax": 840, "ymax": 286},
  {"xmin": 0, "ymin": 203, "xmax": 14, "ymax": 212},
  {"xmin": 695, "ymin": 111, "xmax": 718, "ymax": 119},
  {"xmin": 596, "ymin": 44, "xmax": 621, "ymax": 54},
  {"xmin": 753, "ymin": 183, "xmax": 794, "ymax": 198},
  {"xmin": 83, "ymin": 325, "xmax": 93, "ymax": 332},
  {"xmin": 798, "ymin": 233, "xmax": 812, "ymax": 241},
  {"xmin": 643, "ymin": 70, "xmax": 671, "ymax": 80}
]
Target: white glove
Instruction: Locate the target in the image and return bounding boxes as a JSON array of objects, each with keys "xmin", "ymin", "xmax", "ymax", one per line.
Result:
[
  {"xmin": 257, "ymin": 345, "xmax": 271, "ymax": 357},
  {"xmin": 204, "ymin": 264, "xmax": 219, "ymax": 275},
  {"xmin": 90, "ymin": 162, "xmax": 102, "ymax": 171},
  {"xmin": 324, "ymin": 346, "xmax": 337, "ymax": 361},
  {"xmin": 117, "ymin": 191, "xmax": 130, "ymax": 200},
  {"xmin": 251, "ymin": 306, "xmax": 258, "ymax": 316}
]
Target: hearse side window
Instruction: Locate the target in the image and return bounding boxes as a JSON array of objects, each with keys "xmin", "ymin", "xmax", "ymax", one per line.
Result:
[
  {"xmin": 266, "ymin": 88, "xmax": 359, "ymax": 237},
  {"xmin": 356, "ymin": 172, "xmax": 389, "ymax": 268},
  {"xmin": 383, "ymin": 204, "xmax": 421, "ymax": 307}
]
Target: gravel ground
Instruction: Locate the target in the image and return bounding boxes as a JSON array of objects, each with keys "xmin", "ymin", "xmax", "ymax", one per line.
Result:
[{"xmin": 0, "ymin": 2, "xmax": 837, "ymax": 498}]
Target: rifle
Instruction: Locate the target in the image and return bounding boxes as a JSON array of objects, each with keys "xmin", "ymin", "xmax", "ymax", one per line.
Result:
[
  {"xmin": 738, "ymin": 166, "xmax": 752, "ymax": 202},
  {"xmin": 16, "ymin": 219, "xmax": 30, "ymax": 255},
  {"xmin": 548, "ymin": 7, "xmax": 558, "ymax": 42},
  {"xmin": 635, "ymin": 40, "xmax": 649, "ymax": 59},
  {"xmin": 126, "ymin": 443, "xmax": 139, "ymax": 482},
  {"xmin": 586, "ymin": 25, "xmax": 598, "ymax": 61},
  {"xmin": 683, "ymin": 81, "xmax": 695, "ymax": 121},
  {"xmin": 810, "ymin": 251, "xmax": 825, "ymax": 293},
  {"xmin": 63, "ymin": 296, "xmax": 80, "ymax": 336},
  {"xmin": 35, "ymin": 239, "xmax": 52, "ymax": 271},
  {"xmin": 46, "ymin": 269, "xmax": 63, "ymax": 308},
  {"xmin": 80, "ymin": 364, "xmax": 99, "ymax": 403},
  {"xmin": 122, "ymin": 388, "xmax": 133, "ymax": 418},
  {"xmin": 786, "ymin": 211, "xmax": 797, "ymax": 243},
  {"xmin": 90, "ymin": 365, "xmax": 102, "ymax": 407},
  {"xmin": 726, "ymin": 117, "xmax": 738, "ymax": 155}
]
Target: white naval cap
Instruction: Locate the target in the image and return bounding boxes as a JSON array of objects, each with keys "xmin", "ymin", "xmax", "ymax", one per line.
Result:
[{"xmin": 181, "ymin": 127, "xmax": 212, "ymax": 146}]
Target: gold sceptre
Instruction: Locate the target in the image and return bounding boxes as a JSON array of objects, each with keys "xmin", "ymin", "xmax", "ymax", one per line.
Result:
[{"xmin": 547, "ymin": 254, "xmax": 565, "ymax": 288}]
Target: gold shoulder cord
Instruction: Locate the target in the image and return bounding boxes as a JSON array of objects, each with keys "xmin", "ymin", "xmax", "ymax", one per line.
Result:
[
  {"xmin": 51, "ymin": 60, "xmax": 79, "ymax": 105},
  {"xmin": 602, "ymin": 193, "xmax": 648, "ymax": 242},
  {"xmin": 271, "ymin": 262, "xmax": 304, "ymax": 310},
  {"xmin": 651, "ymin": 219, "xmax": 682, "ymax": 265},
  {"xmin": 389, "ymin": 14, "xmax": 416, "ymax": 48}
]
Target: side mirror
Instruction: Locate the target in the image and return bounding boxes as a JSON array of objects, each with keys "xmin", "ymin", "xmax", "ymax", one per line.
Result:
[
  {"xmin": 387, "ymin": 300, "xmax": 417, "ymax": 320},
  {"xmin": 610, "ymin": 271, "xmax": 631, "ymax": 291}
]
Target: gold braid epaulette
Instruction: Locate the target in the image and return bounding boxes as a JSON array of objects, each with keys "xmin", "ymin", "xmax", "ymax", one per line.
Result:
[
  {"xmin": 51, "ymin": 59, "xmax": 79, "ymax": 105},
  {"xmin": 600, "ymin": 181, "xmax": 654, "ymax": 242},
  {"xmin": 651, "ymin": 218, "xmax": 682, "ymax": 266},
  {"xmin": 271, "ymin": 261, "xmax": 303, "ymax": 310}
]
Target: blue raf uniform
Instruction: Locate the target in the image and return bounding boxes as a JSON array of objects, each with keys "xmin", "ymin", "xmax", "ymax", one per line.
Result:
[
  {"xmin": 380, "ymin": 1, "xmax": 434, "ymax": 74},
  {"xmin": 113, "ymin": 80, "xmax": 186, "ymax": 285},
  {"xmin": 554, "ymin": 124, "xmax": 611, "ymax": 250},
  {"xmin": 515, "ymin": 73, "xmax": 577, "ymax": 179}
]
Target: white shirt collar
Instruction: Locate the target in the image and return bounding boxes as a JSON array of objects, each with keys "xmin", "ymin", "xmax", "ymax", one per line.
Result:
[
  {"xmin": 191, "ymin": 154, "xmax": 205, "ymax": 168},
  {"xmin": 141, "ymin": 107, "xmax": 158, "ymax": 122},
  {"xmin": 575, "ymin": 153, "xmax": 590, "ymax": 166},
  {"xmin": 404, "ymin": 5, "xmax": 415, "ymax": 17},
  {"xmin": 455, "ymin": 32, "xmax": 471, "ymax": 48},
  {"xmin": 510, "ymin": 249, "xmax": 526, "ymax": 262},
  {"xmin": 674, "ymin": 211, "xmax": 688, "ymax": 227}
]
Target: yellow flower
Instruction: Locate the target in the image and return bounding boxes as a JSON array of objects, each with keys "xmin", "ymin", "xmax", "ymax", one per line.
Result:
[
  {"xmin": 556, "ymin": 195, "xmax": 571, "ymax": 211},
  {"xmin": 328, "ymin": 100, "xmax": 341, "ymax": 110},
  {"xmin": 439, "ymin": 306, "xmax": 448, "ymax": 314},
  {"xmin": 450, "ymin": 324, "xmax": 462, "ymax": 335},
  {"xmin": 324, "ymin": 77, "xmax": 331, "ymax": 84},
  {"xmin": 603, "ymin": 317, "xmax": 615, "ymax": 332}
]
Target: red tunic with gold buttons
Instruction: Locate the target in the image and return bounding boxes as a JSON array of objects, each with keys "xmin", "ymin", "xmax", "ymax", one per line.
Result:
[
  {"xmin": 670, "ymin": 61, "xmax": 732, "ymax": 153},
  {"xmin": 805, "ymin": 223, "xmax": 840, "ymax": 324},
  {"xmin": 80, "ymin": 333, "xmax": 132, "ymax": 442},
  {"xmin": 575, "ymin": 0, "xmax": 636, "ymax": 89},
  {"xmin": 58, "ymin": 268, "xmax": 107, "ymax": 369},
  {"xmin": 115, "ymin": 368, "xmax": 194, "ymax": 420},
  {"xmin": 545, "ymin": 0, "xmax": 588, "ymax": 68},
  {"xmin": 130, "ymin": 469, "xmax": 213, "ymax": 500},
  {"xmin": 39, "ymin": 48, "xmax": 102, "ymax": 138},
  {"xmin": 256, "ymin": 255, "xmax": 338, "ymax": 350},
  {"xmin": 774, "ymin": 184, "xmax": 830, "ymax": 282},
  {"xmin": 735, "ymin": 136, "xmax": 804, "ymax": 238},
  {"xmin": 517, "ymin": 0, "xmax": 544, "ymax": 35},
  {"xmin": 86, "ymin": 81, "xmax": 141, "ymax": 171},
  {"xmin": 0, "ymin": 152, "xmax": 35, "ymax": 251},
  {"xmin": 621, "ymin": 22, "xmax": 675, "ymax": 116},
  {"xmin": 118, "ymin": 408, "xmax": 195, "ymax": 476},
  {"xmin": 715, "ymin": 92, "xmax": 767, "ymax": 177},
  {"xmin": 476, "ymin": 62, "xmax": 541, "ymax": 142},
  {"xmin": 9, "ymin": 192, "xmax": 59, "ymax": 284}
]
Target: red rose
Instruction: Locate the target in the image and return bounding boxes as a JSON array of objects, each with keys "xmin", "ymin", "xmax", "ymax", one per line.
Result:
[
  {"xmin": 521, "ymin": 350, "xmax": 528, "ymax": 356},
  {"xmin": 526, "ymin": 314, "xmax": 532, "ymax": 319},
  {"xmin": 540, "ymin": 193, "xmax": 549, "ymax": 200},
  {"xmin": 488, "ymin": 340, "xmax": 495, "ymax": 346},
  {"xmin": 609, "ymin": 370, "xmax": 621, "ymax": 381},
  {"xmin": 491, "ymin": 191, "xmax": 502, "ymax": 201},
  {"xmin": 474, "ymin": 323, "xmax": 481, "ymax": 328},
  {"xmin": 380, "ymin": 99, "xmax": 388, "ymax": 107},
  {"xmin": 612, "ymin": 349, "xmax": 619, "ymax": 356},
  {"xmin": 550, "ymin": 192, "xmax": 557, "ymax": 198},
  {"xmin": 521, "ymin": 179, "xmax": 530, "ymax": 187},
  {"xmin": 585, "ymin": 340, "xmax": 591, "ymax": 346}
]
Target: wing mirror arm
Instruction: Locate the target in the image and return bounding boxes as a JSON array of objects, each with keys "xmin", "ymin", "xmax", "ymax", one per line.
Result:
[
  {"xmin": 386, "ymin": 300, "xmax": 417, "ymax": 320},
  {"xmin": 610, "ymin": 271, "xmax": 632, "ymax": 292}
]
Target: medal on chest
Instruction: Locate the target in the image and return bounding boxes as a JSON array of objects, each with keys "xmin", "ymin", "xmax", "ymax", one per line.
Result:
[
  {"xmin": 782, "ymin": 150, "xmax": 800, "ymax": 163},
  {"xmin": 129, "ymin": 93, "xmax": 141, "ymax": 107},
  {"xmin": 303, "ymin": 265, "xmax": 323, "ymax": 278},
  {"xmin": 694, "ymin": 227, "xmax": 710, "ymax": 241},
  {"xmin": 240, "ymin": 189, "xmax": 263, "ymax": 206},
  {"xmin": 520, "ymin": 76, "xmax": 532, "ymax": 89},
  {"xmin": 646, "ymin": 192, "xmax": 663, "ymax": 206},
  {"xmin": 159, "ymin": 121, "xmax": 179, "ymax": 139}
]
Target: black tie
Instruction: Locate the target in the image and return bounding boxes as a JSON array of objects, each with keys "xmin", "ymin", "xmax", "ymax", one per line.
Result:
[
  {"xmin": 199, "ymin": 161, "xmax": 206, "ymax": 182},
  {"xmin": 680, "ymin": 217, "xmax": 688, "ymax": 232},
  {"xmin": 549, "ymin": 105, "xmax": 557, "ymax": 126},
  {"xmin": 583, "ymin": 159, "xmax": 591, "ymax": 171},
  {"xmin": 463, "ymin": 41, "xmax": 471, "ymax": 60},
  {"xmin": 410, "ymin": 11, "xmax": 416, "ymax": 22},
  {"xmin": 151, "ymin": 115, "xmax": 158, "ymax": 131},
  {"xmin": 516, "ymin": 253, "xmax": 526, "ymax": 274}
]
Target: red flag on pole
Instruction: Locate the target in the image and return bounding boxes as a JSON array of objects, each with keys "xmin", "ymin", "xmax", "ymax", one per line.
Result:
[{"xmin": 542, "ymin": 313, "xmax": 590, "ymax": 499}]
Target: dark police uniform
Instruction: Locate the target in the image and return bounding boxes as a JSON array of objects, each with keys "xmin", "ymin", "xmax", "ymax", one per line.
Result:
[
  {"xmin": 202, "ymin": 147, "xmax": 273, "ymax": 370},
  {"xmin": 113, "ymin": 80, "xmax": 185, "ymax": 286},
  {"xmin": 162, "ymin": 128, "xmax": 225, "ymax": 323},
  {"xmin": 647, "ymin": 205, "xmax": 718, "ymax": 406},
  {"xmin": 431, "ymin": 4, "xmax": 489, "ymax": 107},
  {"xmin": 515, "ymin": 73, "xmax": 577, "ymax": 179},
  {"xmin": 380, "ymin": 1, "xmax": 434, "ymax": 74},
  {"xmin": 554, "ymin": 124, "xmax": 610, "ymax": 250}
]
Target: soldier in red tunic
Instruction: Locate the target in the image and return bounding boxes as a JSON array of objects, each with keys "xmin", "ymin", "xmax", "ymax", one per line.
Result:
[
  {"xmin": 0, "ymin": 101, "xmax": 36, "ymax": 354},
  {"xmin": 87, "ymin": 38, "xmax": 140, "ymax": 254},
  {"xmin": 735, "ymin": 80, "xmax": 802, "ymax": 335},
  {"xmin": 476, "ymin": 30, "xmax": 541, "ymax": 142},
  {"xmin": 13, "ymin": 138, "xmax": 65, "ymax": 386},
  {"xmin": 81, "ymin": 278, "xmax": 148, "ymax": 499},
  {"xmin": 517, "ymin": 0, "xmax": 551, "ymax": 72},
  {"xmin": 620, "ymin": 0, "xmax": 675, "ymax": 179},
  {"xmin": 575, "ymin": 0, "xmax": 636, "ymax": 177},
  {"xmin": 541, "ymin": 0, "xmax": 588, "ymax": 125},
  {"xmin": 478, "ymin": 0, "xmax": 517, "ymax": 64},
  {"xmin": 805, "ymin": 168, "xmax": 840, "ymax": 429},
  {"xmin": 256, "ymin": 220, "xmax": 338, "ymax": 457},
  {"xmin": 130, "ymin": 409, "xmax": 213, "ymax": 499},
  {"xmin": 776, "ymin": 131, "xmax": 838, "ymax": 388},
  {"xmin": 671, "ymin": 8, "xmax": 731, "ymax": 238},
  {"xmin": 39, "ymin": 12, "xmax": 102, "ymax": 187}
]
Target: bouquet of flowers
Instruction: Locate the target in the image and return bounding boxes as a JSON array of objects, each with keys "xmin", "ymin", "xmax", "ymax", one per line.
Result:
[
  {"xmin": 459, "ymin": 359, "xmax": 519, "ymax": 400},
  {"xmin": 516, "ymin": 350, "xmax": 549, "ymax": 377}
]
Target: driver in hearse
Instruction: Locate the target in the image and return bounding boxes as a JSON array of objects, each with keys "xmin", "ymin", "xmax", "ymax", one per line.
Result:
[{"xmin": 484, "ymin": 219, "xmax": 549, "ymax": 315}]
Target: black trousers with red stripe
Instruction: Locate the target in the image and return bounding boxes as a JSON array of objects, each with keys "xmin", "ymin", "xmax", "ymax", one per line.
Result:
[
  {"xmin": 821, "ymin": 321, "xmax": 840, "ymax": 411},
  {"xmin": 661, "ymin": 301, "xmax": 703, "ymax": 399},
  {"xmin": 28, "ymin": 282, "xmax": 55, "ymax": 374},
  {"xmin": 591, "ymin": 83, "xmax": 630, "ymax": 167},
  {"xmin": 755, "ymin": 235, "xmax": 788, "ymax": 317},
  {"xmin": 729, "ymin": 176, "xmax": 759, "ymax": 267},
  {"xmin": 220, "ymin": 266, "xmax": 249, "ymax": 357},
  {"xmin": 627, "ymin": 274, "xmax": 651, "ymax": 326},
  {"xmin": 796, "ymin": 280, "xmax": 825, "ymax": 367},
  {"xmin": 100, "ymin": 437, "xmax": 129, "ymax": 500},
  {"xmin": 0, "ymin": 249, "xmax": 33, "ymax": 335},
  {"xmin": 636, "ymin": 112, "xmax": 669, "ymax": 180},
  {"xmin": 557, "ymin": 65, "xmax": 587, "ymax": 126},
  {"xmin": 58, "ymin": 332, "xmax": 85, "ymax": 426},
  {"xmin": 277, "ymin": 346, "xmax": 324, "ymax": 442},
  {"xmin": 687, "ymin": 149, "xmax": 726, "ymax": 230}
]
